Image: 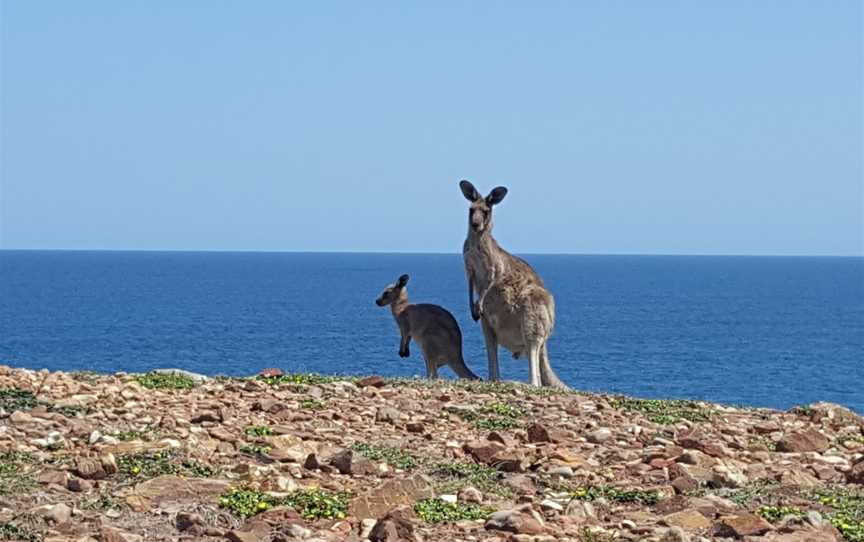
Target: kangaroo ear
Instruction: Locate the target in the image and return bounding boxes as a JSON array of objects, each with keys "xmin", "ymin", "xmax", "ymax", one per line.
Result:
[
  {"xmin": 459, "ymin": 180, "xmax": 481, "ymax": 202},
  {"xmin": 397, "ymin": 274, "xmax": 409, "ymax": 287},
  {"xmin": 486, "ymin": 186, "xmax": 508, "ymax": 206}
]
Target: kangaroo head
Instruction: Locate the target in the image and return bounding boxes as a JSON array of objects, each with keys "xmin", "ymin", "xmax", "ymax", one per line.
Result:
[
  {"xmin": 375, "ymin": 274, "xmax": 409, "ymax": 306},
  {"xmin": 459, "ymin": 180, "xmax": 508, "ymax": 234}
]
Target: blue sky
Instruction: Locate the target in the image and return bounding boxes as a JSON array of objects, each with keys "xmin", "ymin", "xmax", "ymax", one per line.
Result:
[{"xmin": 1, "ymin": 1, "xmax": 861, "ymax": 255}]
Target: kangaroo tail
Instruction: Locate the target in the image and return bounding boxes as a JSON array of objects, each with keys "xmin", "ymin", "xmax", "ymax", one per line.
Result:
[
  {"xmin": 539, "ymin": 343, "xmax": 569, "ymax": 390},
  {"xmin": 451, "ymin": 356, "xmax": 481, "ymax": 380}
]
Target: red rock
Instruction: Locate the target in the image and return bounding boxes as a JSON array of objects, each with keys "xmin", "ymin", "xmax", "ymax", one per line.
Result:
[
  {"xmin": 464, "ymin": 440, "xmax": 505, "ymax": 464},
  {"xmin": 74, "ymin": 457, "xmax": 107, "ymax": 480},
  {"xmin": 526, "ymin": 423, "xmax": 551, "ymax": 443},
  {"xmin": 369, "ymin": 507, "xmax": 415, "ymax": 542},
  {"xmin": 259, "ymin": 368, "xmax": 283, "ymax": 377},
  {"xmin": 776, "ymin": 428, "xmax": 830, "ymax": 453},
  {"xmin": 328, "ymin": 449, "xmax": 377, "ymax": 475},
  {"xmin": 847, "ymin": 457, "xmax": 864, "ymax": 484},
  {"xmin": 406, "ymin": 422, "xmax": 425, "ymax": 433},
  {"xmin": 715, "ymin": 513, "xmax": 773, "ymax": 537},
  {"xmin": 358, "ymin": 376, "xmax": 386, "ymax": 388}
]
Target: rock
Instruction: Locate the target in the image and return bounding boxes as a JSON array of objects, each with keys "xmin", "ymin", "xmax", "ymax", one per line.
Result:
[
  {"xmin": 191, "ymin": 410, "xmax": 221, "ymax": 423},
  {"xmin": 715, "ymin": 513, "xmax": 773, "ymax": 537},
  {"xmin": 38, "ymin": 470, "xmax": 70, "ymax": 486},
  {"xmin": 328, "ymin": 449, "xmax": 377, "ymax": 475},
  {"xmin": 485, "ymin": 505, "xmax": 543, "ymax": 535},
  {"xmin": 661, "ymin": 527, "xmax": 692, "ymax": 542},
  {"xmin": 176, "ymin": 512, "xmax": 206, "ymax": 532},
  {"xmin": 368, "ymin": 507, "xmax": 415, "ymax": 542},
  {"xmin": 101, "ymin": 453, "xmax": 118, "ymax": 475},
  {"xmin": 502, "ymin": 474, "xmax": 536, "ymax": 495},
  {"xmin": 74, "ymin": 457, "xmax": 107, "ymax": 480},
  {"xmin": 566, "ymin": 500, "xmax": 596, "ymax": 521},
  {"xmin": 358, "ymin": 376, "xmax": 386, "ymax": 388},
  {"xmin": 548, "ymin": 466, "xmax": 574, "ymax": 478},
  {"xmin": 131, "ymin": 475, "xmax": 231, "ymax": 505},
  {"xmin": 526, "ymin": 423, "xmax": 551, "ymax": 443},
  {"xmin": 458, "ymin": 486, "xmax": 483, "ymax": 504},
  {"xmin": 67, "ymin": 476, "xmax": 93, "ymax": 492},
  {"xmin": 32, "ymin": 503, "xmax": 72, "ymax": 524},
  {"xmin": 406, "ymin": 422, "xmax": 425, "ymax": 433},
  {"xmin": 540, "ymin": 499, "xmax": 564, "ymax": 513},
  {"xmin": 349, "ymin": 474, "xmax": 435, "ymax": 519},
  {"xmin": 226, "ymin": 530, "xmax": 262, "ymax": 542},
  {"xmin": 847, "ymin": 456, "xmax": 864, "ymax": 484},
  {"xmin": 259, "ymin": 368, "xmax": 283, "ymax": 377},
  {"xmin": 776, "ymin": 428, "xmax": 830, "ymax": 453},
  {"xmin": 463, "ymin": 440, "xmax": 505, "ymax": 464},
  {"xmin": 375, "ymin": 407, "xmax": 401, "ymax": 424},
  {"xmin": 587, "ymin": 428, "xmax": 613, "ymax": 444},
  {"xmin": 99, "ymin": 527, "xmax": 144, "ymax": 542},
  {"xmin": 662, "ymin": 510, "xmax": 711, "ymax": 532}
]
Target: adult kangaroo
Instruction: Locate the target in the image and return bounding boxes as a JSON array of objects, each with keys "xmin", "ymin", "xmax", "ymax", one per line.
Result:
[
  {"xmin": 459, "ymin": 180, "xmax": 567, "ymax": 389},
  {"xmin": 376, "ymin": 274, "xmax": 479, "ymax": 380}
]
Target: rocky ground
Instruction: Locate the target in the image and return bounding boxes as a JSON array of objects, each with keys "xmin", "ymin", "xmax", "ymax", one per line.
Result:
[{"xmin": 0, "ymin": 365, "xmax": 862, "ymax": 542}]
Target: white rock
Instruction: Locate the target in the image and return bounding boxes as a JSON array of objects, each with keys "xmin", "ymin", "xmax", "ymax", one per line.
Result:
[{"xmin": 440, "ymin": 494, "xmax": 458, "ymax": 504}]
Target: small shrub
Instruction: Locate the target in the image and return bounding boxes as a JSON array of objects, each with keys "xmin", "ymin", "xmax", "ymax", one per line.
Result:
[
  {"xmin": 258, "ymin": 373, "xmax": 339, "ymax": 387},
  {"xmin": 428, "ymin": 461, "xmax": 511, "ymax": 497},
  {"xmin": 352, "ymin": 442, "xmax": 417, "ymax": 470},
  {"xmin": 815, "ymin": 488, "xmax": 864, "ymax": 542},
  {"xmin": 117, "ymin": 450, "xmax": 213, "ymax": 478},
  {"xmin": 0, "ymin": 523, "xmax": 40, "ymax": 542},
  {"xmin": 414, "ymin": 498, "xmax": 492, "ymax": 523},
  {"xmin": 758, "ymin": 505, "xmax": 805, "ymax": 523},
  {"xmin": 727, "ymin": 480, "xmax": 778, "ymax": 506},
  {"xmin": 790, "ymin": 405, "xmax": 815, "ymax": 417},
  {"xmin": 300, "ymin": 398, "xmax": 326, "ymax": 410},
  {"xmin": 135, "ymin": 372, "xmax": 197, "ymax": 390},
  {"xmin": 82, "ymin": 490, "xmax": 120, "ymax": 511},
  {"xmin": 570, "ymin": 485, "xmax": 660, "ymax": 505},
  {"xmin": 219, "ymin": 487, "xmax": 349, "ymax": 520},
  {"xmin": 239, "ymin": 444, "xmax": 272, "ymax": 457},
  {"xmin": 0, "ymin": 388, "xmax": 38, "ymax": 412},
  {"xmin": 446, "ymin": 401, "xmax": 527, "ymax": 431},
  {"xmin": 0, "ymin": 451, "xmax": 37, "ymax": 496},
  {"xmin": 49, "ymin": 404, "xmax": 92, "ymax": 418},
  {"xmin": 112, "ymin": 430, "xmax": 146, "ymax": 441},
  {"xmin": 610, "ymin": 397, "xmax": 711, "ymax": 424},
  {"xmin": 245, "ymin": 425, "xmax": 273, "ymax": 437}
]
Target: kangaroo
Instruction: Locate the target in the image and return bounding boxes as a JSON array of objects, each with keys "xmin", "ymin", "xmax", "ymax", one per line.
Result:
[
  {"xmin": 376, "ymin": 274, "xmax": 479, "ymax": 380},
  {"xmin": 459, "ymin": 180, "xmax": 568, "ymax": 389}
]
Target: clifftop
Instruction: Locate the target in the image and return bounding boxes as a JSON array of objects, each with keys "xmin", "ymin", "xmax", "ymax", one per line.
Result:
[{"xmin": 0, "ymin": 365, "xmax": 861, "ymax": 542}]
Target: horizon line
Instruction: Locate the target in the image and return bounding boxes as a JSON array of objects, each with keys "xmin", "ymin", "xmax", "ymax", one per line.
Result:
[{"xmin": 1, "ymin": 248, "xmax": 862, "ymax": 258}]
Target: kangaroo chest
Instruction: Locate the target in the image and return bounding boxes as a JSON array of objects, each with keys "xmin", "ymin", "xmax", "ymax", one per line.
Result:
[{"xmin": 463, "ymin": 240, "xmax": 505, "ymax": 292}]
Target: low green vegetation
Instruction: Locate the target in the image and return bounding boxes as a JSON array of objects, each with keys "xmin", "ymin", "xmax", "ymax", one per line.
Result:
[
  {"xmin": 447, "ymin": 401, "xmax": 528, "ymax": 431},
  {"xmin": 0, "ymin": 523, "xmax": 40, "ymax": 542},
  {"xmin": 239, "ymin": 444, "xmax": 272, "ymax": 457},
  {"xmin": 117, "ymin": 450, "xmax": 215, "ymax": 479},
  {"xmin": 258, "ymin": 373, "xmax": 346, "ymax": 387},
  {"xmin": 815, "ymin": 487, "xmax": 864, "ymax": 542},
  {"xmin": 757, "ymin": 505, "xmax": 805, "ymax": 522},
  {"xmin": 428, "ymin": 461, "xmax": 511, "ymax": 497},
  {"xmin": 49, "ymin": 404, "xmax": 92, "ymax": 418},
  {"xmin": 135, "ymin": 371, "xmax": 198, "ymax": 390},
  {"xmin": 570, "ymin": 485, "xmax": 660, "ymax": 505},
  {"xmin": 351, "ymin": 442, "xmax": 417, "ymax": 470},
  {"xmin": 0, "ymin": 388, "xmax": 38, "ymax": 412},
  {"xmin": 112, "ymin": 430, "xmax": 147, "ymax": 441},
  {"xmin": 610, "ymin": 396, "xmax": 712, "ymax": 424},
  {"xmin": 414, "ymin": 498, "xmax": 492, "ymax": 523},
  {"xmin": 450, "ymin": 379, "xmax": 562, "ymax": 397},
  {"xmin": 300, "ymin": 398, "xmax": 326, "ymax": 410},
  {"xmin": 81, "ymin": 490, "xmax": 120, "ymax": 511},
  {"xmin": 790, "ymin": 404, "xmax": 815, "ymax": 417},
  {"xmin": 0, "ymin": 451, "xmax": 37, "ymax": 496},
  {"xmin": 219, "ymin": 487, "xmax": 349, "ymax": 520},
  {"xmin": 726, "ymin": 480, "xmax": 778, "ymax": 506},
  {"xmin": 244, "ymin": 425, "xmax": 273, "ymax": 437}
]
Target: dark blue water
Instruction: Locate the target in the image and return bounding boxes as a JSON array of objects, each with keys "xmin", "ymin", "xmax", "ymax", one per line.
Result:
[{"xmin": 1, "ymin": 251, "xmax": 861, "ymax": 413}]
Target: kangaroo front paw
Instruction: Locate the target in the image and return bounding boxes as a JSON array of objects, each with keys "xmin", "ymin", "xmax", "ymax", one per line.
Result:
[
  {"xmin": 472, "ymin": 302, "xmax": 482, "ymax": 321},
  {"xmin": 399, "ymin": 348, "xmax": 409, "ymax": 358}
]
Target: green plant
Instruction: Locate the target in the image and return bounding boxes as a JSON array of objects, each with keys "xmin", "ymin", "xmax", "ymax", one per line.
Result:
[
  {"xmin": 135, "ymin": 372, "xmax": 197, "ymax": 390},
  {"xmin": 815, "ymin": 488, "xmax": 864, "ymax": 542},
  {"xmin": 245, "ymin": 425, "xmax": 274, "ymax": 437},
  {"xmin": 239, "ymin": 444, "xmax": 272, "ymax": 456},
  {"xmin": 0, "ymin": 523, "xmax": 40, "ymax": 542},
  {"xmin": 112, "ymin": 430, "xmax": 146, "ymax": 441},
  {"xmin": 727, "ymin": 480, "xmax": 778, "ymax": 506},
  {"xmin": 258, "ymin": 373, "xmax": 342, "ymax": 387},
  {"xmin": 610, "ymin": 396, "xmax": 712, "ymax": 424},
  {"xmin": 790, "ymin": 405, "xmax": 815, "ymax": 417},
  {"xmin": 0, "ymin": 451, "xmax": 37, "ymax": 495},
  {"xmin": 116, "ymin": 450, "xmax": 213, "ymax": 479},
  {"xmin": 219, "ymin": 487, "xmax": 349, "ymax": 520},
  {"xmin": 300, "ymin": 398, "xmax": 326, "ymax": 410},
  {"xmin": 82, "ymin": 490, "xmax": 120, "ymax": 511},
  {"xmin": 758, "ymin": 505, "xmax": 805, "ymax": 523},
  {"xmin": 428, "ymin": 461, "xmax": 511, "ymax": 497},
  {"xmin": 570, "ymin": 485, "xmax": 659, "ymax": 505},
  {"xmin": 352, "ymin": 442, "xmax": 417, "ymax": 470},
  {"xmin": 0, "ymin": 388, "xmax": 38, "ymax": 412},
  {"xmin": 414, "ymin": 498, "xmax": 492, "ymax": 523},
  {"xmin": 446, "ymin": 401, "xmax": 527, "ymax": 431},
  {"xmin": 49, "ymin": 404, "xmax": 92, "ymax": 417}
]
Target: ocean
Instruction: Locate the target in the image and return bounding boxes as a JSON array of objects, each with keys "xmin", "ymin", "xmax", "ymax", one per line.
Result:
[{"xmin": 1, "ymin": 250, "xmax": 861, "ymax": 413}]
